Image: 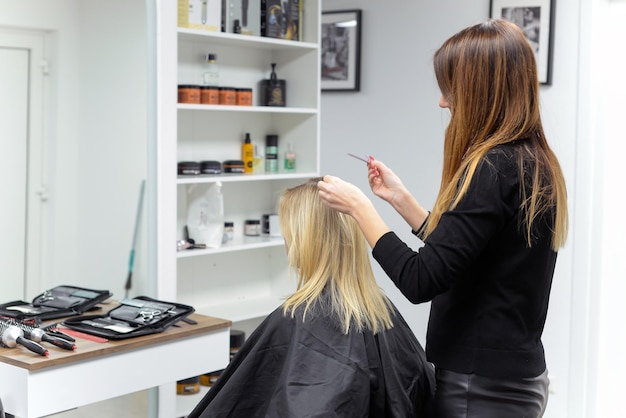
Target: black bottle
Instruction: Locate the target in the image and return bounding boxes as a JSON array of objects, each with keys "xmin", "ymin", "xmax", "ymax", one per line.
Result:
[{"xmin": 261, "ymin": 63, "xmax": 286, "ymax": 107}]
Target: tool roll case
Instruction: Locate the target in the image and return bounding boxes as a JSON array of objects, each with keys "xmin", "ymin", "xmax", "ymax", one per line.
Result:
[
  {"xmin": 0, "ymin": 285, "xmax": 112, "ymax": 321},
  {"xmin": 62, "ymin": 296, "xmax": 195, "ymax": 339}
]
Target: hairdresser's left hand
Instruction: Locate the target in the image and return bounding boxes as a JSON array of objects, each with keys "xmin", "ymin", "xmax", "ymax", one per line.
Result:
[
  {"xmin": 317, "ymin": 175, "xmax": 371, "ymax": 216},
  {"xmin": 318, "ymin": 175, "xmax": 391, "ymax": 248}
]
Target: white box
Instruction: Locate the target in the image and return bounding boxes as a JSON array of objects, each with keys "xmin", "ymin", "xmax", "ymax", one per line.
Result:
[{"xmin": 178, "ymin": 0, "xmax": 222, "ymax": 32}]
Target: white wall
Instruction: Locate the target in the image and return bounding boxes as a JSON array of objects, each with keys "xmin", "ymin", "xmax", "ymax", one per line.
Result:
[
  {"xmin": 0, "ymin": 0, "xmax": 149, "ymax": 301},
  {"xmin": 320, "ymin": 1, "xmax": 625, "ymax": 417},
  {"xmin": 591, "ymin": 1, "xmax": 626, "ymax": 416},
  {"xmin": 74, "ymin": 0, "xmax": 149, "ymax": 299}
]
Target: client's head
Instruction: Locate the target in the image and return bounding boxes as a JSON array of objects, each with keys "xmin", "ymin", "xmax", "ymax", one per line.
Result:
[{"xmin": 278, "ymin": 178, "xmax": 393, "ymax": 334}]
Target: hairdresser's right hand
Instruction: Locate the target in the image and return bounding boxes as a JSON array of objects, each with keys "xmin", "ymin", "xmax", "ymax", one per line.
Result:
[
  {"xmin": 368, "ymin": 159, "xmax": 407, "ymax": 205},
  {"xmin": 318, "ymin": 175, "xmax": 392, "ymax": 248},
  {"xmin": 317, "ymin": 175, "xmax": 372, "ymax": 216}
]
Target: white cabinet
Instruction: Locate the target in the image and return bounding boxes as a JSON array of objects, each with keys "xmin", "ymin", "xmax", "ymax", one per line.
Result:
[
  {"xmin": 155, "ymin": 2, "xmax": 319, "ymax": 415},
  {"xmin": 169, "ymin": 7, "xmax": 319, "ymax": 322}
]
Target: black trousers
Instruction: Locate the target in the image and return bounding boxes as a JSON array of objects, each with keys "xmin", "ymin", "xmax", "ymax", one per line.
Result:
[{"xmin": 433, "ymin": 368, "xmax": 549, "ymax": 418}]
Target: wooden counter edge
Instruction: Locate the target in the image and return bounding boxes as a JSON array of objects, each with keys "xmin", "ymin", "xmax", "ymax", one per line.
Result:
[{"xmin": 0, "ymin": 313, "xmax": 232, "ymax": 371}]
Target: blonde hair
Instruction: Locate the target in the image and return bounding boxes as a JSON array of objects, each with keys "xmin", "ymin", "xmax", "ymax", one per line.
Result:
[
  {"xmin": 279, "ymin": 178, "xmax": 394, "ymax": 334},
  {"xmin": 426, "ymin": 19, "xmax": 568, "ymax": 250}
]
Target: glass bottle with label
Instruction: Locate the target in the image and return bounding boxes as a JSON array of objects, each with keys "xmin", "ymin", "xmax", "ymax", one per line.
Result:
[
  {"xmin": 284, "ymin": 143, "xmax": 296, "ymax": 171},
  {"xmin": 202, "ymin": 53, "xmax": 220, "ymax": 86}
]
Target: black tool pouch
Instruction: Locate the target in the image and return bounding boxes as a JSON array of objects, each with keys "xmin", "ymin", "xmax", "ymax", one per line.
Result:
[
  {"xmin": 0, "ymin": 285, "xmax": 112, "ymax": 321},
  {"xmin": 62, "ymin": 296, "xmax": 195, "ymax": 339}
]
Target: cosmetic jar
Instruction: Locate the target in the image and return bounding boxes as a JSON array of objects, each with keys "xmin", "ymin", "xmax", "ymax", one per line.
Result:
[
  {"xmin": 200, "ymin": 86, "xmax": 219, "ymax": 104},
  {"xmin": 219, "ymin": 87, "xmax": 237, "ymax": 105},
  {"xmin": 244, "ymin": 219, "xmax": 261, "ymax": 236},
  {"xmin": 222, "ymin": 160, "xmax": 245, "ymax": 173},
  {"xmin": 200, "ymin": 370, "xmax": 223, "ymax": 387},
  {"xmin": 236, "ymin": 88, "xmax": 253, "ymax": 106},
  {"xmin": 178, "ymin": 85, "xmax": 201, "ymax": 104},
  {"xmin": 178, "ymin": 161, "xmax": 201, "ymax": 175},
  {"xmin": 176, "ymin": 376, "xmax": 200, "ymax": 395},
  {"xmin": 200, "ymin": 160, "xmax": 222, "ymax": 174}
]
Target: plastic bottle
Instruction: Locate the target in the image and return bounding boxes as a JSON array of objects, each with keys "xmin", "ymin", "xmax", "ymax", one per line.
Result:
[
  {"xmin": 202, "ymin": 53, "xmax": 220, "ymax": 86},
  {"xmin": 283, "ymin": 143, "xmax": 296, "ymax": 171},
  {"xmin": 186, "ymin": 182, "xmax": 224, "ymax": 249},
  {"xmin": 242, "ymin": 132, "xmax": 254, "ymax": 174}
]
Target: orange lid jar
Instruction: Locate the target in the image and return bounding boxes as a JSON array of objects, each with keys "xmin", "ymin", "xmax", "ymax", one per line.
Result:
[
  {"xmin": 178, "ymin": 85, "xmax": 201, "ymax": 104},
  {"xmin": 236, "ymin": 88, "xmax": 253, "ymax": 106},
  {"xmin": 201, "ymin": 86, "xmax": 219, "ymax": 104},
  {"xmin": 219, "ymin": 87, "xmax": 237, "ymax": 105}
]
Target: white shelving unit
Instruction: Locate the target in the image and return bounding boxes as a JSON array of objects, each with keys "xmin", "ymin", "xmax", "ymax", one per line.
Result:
[{"xmin": 155, "ymin": 2, "xmax": 320, "ymax": 416}]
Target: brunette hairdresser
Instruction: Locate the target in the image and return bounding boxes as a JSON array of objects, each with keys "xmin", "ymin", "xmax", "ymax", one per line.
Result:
[{"xmin": 318, "ymin": 19, "xmax": 568, "ymax": 418}]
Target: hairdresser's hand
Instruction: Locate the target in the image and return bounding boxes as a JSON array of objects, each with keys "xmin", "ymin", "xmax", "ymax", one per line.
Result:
[
  {"xmin": 368, "ymin": 159, "xmax": 430, "ymax": 233},
  {"xmin": 318, "ymin": 175, "xmax": 391, "ymax": 248},
  {"xmin": 317, "ymin": 175, "xmax": 371, "ymax": 216},
  {"xmin": 368, "ymin": 159, "xmax": 408, "ymax": 205}
]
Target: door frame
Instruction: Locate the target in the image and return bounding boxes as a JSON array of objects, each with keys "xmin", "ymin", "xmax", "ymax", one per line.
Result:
[{"xmin": 0, "ymin": 27, "xmax": 48, "ymax": 298}]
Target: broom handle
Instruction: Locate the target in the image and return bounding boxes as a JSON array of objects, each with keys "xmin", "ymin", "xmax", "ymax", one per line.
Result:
[{"xmin": 125, "ymin": 179, "xmax": 146, "ymax": 298}]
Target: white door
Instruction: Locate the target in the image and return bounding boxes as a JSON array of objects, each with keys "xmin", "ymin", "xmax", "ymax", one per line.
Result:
[{"xmin": 0, "ymin": 29, "xmax": 46, "ymax": 301}]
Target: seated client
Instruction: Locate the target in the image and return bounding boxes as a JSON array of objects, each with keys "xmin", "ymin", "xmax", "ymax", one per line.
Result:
[{"xmin": 188, "ymin": 178, "xmax": 435, "ymax": 418}]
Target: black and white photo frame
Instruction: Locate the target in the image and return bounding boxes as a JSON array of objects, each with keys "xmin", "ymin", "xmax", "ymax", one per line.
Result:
[
  {"xmin": 490, "ymin": 0, "xmax": 555, "ymax": 85},
  {"xmin": 321, "ymin": 10, "xmax": 362, "ymax": 92}
]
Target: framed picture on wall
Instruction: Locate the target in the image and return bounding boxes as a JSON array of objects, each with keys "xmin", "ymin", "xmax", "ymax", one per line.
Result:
[
  {"xmin": 321, "ymin": 9, "xmax": 362, "ymax": 92},
  {"xmin": 490, "ymin": 0, "xmax": 555, "ymax": 85}
]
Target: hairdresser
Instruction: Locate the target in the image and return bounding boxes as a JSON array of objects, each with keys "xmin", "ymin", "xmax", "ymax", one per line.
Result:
[{"xmin": 318, "ymin": 19, "xmax": 568, "ymax": 417}]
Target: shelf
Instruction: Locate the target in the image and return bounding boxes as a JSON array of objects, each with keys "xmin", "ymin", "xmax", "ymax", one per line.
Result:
[
  {"xmin": 177, "ymin": 235, "xmax": 285, "ymax": 258},
  {"xmin": 177, "ymin": 28, "xmax": 318, "ymax": 51},
  {"xmin": 158, "ymin": 3, "xmax": 320, "ymax": 417},
  {"xmin": 177, "ymin": 172, "xmax": 318, "ymax": 185},
  {"xmin": 177, "ymin": 103, "xmax": 318, "ymax": 114}
]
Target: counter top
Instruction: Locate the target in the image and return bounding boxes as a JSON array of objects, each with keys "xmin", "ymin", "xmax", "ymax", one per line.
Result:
[{"xmin": 0, "ymin": 311, "xmax": 231, "ymax": 371}]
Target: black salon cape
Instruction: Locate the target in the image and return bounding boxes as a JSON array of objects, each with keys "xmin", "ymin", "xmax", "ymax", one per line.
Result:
[{"xmin": 188, "ymin": 299, "xmax": 435, "ymax": 418}]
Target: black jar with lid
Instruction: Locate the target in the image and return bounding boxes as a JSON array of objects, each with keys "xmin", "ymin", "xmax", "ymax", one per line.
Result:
[
  {"xmin": 178, "ymin": 161, "xmax": 201, "ymax": 175},
  {"xmin": 200, "ymin": 160, "xmax": 221, "ymax": 174}
]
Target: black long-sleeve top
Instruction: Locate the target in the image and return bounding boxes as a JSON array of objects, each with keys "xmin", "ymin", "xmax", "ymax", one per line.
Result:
[{"xmin": 372, "ymin": 143, "xmax": 558, "ymax": 379}]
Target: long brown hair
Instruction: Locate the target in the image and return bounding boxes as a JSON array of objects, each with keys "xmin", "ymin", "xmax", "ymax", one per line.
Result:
[
  {"xmin": 279, "ymin": 178, "xmax": 394, "ymax": 334},
  {"xmin": 425, "ymin": 19, "xmax": 568, "ymax": 250}
]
